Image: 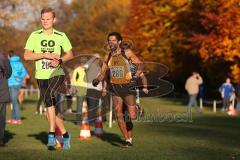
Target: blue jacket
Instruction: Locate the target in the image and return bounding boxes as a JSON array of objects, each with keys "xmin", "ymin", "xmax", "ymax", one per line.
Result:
[
  {"xmin": 219, "ymin": 83, "xmax": 235, "ymax": 98},
  {"xmin": 8, "ymin": 55, "xmax": 27, "ymax": 87}
]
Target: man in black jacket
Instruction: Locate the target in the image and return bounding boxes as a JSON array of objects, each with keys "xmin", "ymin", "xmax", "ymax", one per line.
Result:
[{"xmin": 0, "ymin": 52, "xmax": 12, "ymax": 146}]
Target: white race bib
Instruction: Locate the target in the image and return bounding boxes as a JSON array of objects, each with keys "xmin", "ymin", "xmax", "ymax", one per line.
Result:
[
  {"xmin": 41, "ymin": 59, "xmax": 52, "ymax": 69},
  {"xmin": 111, "ymin": 66, "xmax": 124, "ymax": 78}
]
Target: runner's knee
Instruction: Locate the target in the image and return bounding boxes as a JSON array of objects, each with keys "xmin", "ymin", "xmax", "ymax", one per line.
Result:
[{"xmin": 129, "ymin": 112, "xmax": 137, "ymax": 120}]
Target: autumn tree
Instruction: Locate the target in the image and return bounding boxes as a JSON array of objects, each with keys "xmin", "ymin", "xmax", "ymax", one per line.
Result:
[
  {"xmin": 122, "ymin": 0, "xmax": 204, "ymax": 92},
  {"xmin": 58, "ymin": 0, "xmax": 130, "ymax": 54},
  {"xmin": 190, "ymin": 0, "xmax": 240, "ymax": 82},
  {"xmin": 123, "ymin": 0, "xmax": 240, "ymax": 96}
]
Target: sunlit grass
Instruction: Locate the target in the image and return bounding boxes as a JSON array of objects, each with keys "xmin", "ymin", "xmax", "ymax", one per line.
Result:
[{"xmin": 2, "ymin": 95, "xmax": 240, "ymax": 160}]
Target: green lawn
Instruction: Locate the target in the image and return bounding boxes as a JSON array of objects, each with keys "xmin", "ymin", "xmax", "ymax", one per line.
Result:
[{"xmin": 1, "ymin": 96, "xmax": 240, "ymax": 160}]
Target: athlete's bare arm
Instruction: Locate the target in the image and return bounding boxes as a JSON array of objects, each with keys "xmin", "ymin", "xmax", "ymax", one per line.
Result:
[
  {"xmin": 96, "ymin": 54, "xmax": 109, "ymax": 81},
  {"xmin": 49, "ymin": 50, "xmax": 74, "ymax": 67},
  {"xmin": 24, "ymin": 50, "xmax": 60, "ymax": 61},
  {"xmin": 102, "ymin": 80, "xmax": 107, "ymax": 97},
  {"xmin": 140, "ymin": 73, "xmax": 149, "ymax": 94},
  {"xmin": 125, "ymin": 49, "xmax": 143, "ymax": 77},
  {"xmin": 61, "ymin": 50, "xmax": 74, "ymax": 62},
  {"xmin": 125, "ymin": 49, "xmax": 148, "ymax": 93}
]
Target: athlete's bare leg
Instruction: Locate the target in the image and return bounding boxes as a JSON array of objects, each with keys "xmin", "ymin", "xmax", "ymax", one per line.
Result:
[
  {"xmin": 46, "ymin": 106, "xmax": 56, "ymax": 132},
  {"xmin": 113, "ymin": 96, "xmax": 129, "ymax": 140},
  {"xmin": 124, "ymin": 95, "xmax": 137, "ymax": 139},
  {"xmin": 56, "ymin": 114, "xmax": 67, "ymax": 134},
  {"xmin": 124, "ymin": 95, "xmax": 137, "ymax": 120}
]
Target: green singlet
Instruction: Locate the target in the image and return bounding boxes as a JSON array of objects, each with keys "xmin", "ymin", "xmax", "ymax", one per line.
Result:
[{"xmin": 24, "ymin": 28, "xmax": 72, "ymax": 79}]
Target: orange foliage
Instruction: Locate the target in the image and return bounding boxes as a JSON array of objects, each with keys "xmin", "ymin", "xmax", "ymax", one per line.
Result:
[
  {"xmin": 191, "ymin": 0, "xmax": 240, "ymax": 81},
  {"xmin": 122, "ymin": 0, "xmax": 191, "ymax": 71}
]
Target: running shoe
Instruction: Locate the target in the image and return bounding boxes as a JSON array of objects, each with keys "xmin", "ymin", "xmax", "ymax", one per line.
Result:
[
  {"xmin": 12, "ymin": 120, "xmax": 22, "ymax": 124},
  {"xmin": 63, "ymin": 133, "xmax": 71, "ymax": 150},
  {"xmin": 47, "ymin": 134, "xmax": 56, "ymax": 150},
  {"xmin": 122, "ymin": 140, "xmax": 133, "ymax": 148}
]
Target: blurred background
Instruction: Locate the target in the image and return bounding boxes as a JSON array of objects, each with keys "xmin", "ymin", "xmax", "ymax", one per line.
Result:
[{"xmin": 0, "ymin": 0, "xmax": 239, "ymax": 99}]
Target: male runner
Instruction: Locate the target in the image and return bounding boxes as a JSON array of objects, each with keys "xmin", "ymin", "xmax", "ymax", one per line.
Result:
[
  {"xmin": 93, "ymin": 32, "xmax": 148, "ymax": 147},
  {"xmin": 24, "ymin": 8, "xmax": 73, "ymax": 150}
]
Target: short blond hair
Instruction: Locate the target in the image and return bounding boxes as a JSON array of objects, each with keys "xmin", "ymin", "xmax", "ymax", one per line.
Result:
[{"xmin": 41, "ymin": 7, "xmax": 55, "ymax": 18}]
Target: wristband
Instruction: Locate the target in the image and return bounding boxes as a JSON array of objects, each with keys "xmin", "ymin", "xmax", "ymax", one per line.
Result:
[{"xmin": 58, "ymin": 58, "xmax": 63, "ymax": 65}]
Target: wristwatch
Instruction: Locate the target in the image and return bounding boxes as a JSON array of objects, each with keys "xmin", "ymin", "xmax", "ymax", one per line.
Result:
[{"xmin": 58, "ymin": 58, "xmax": 63, "ymax": 65}]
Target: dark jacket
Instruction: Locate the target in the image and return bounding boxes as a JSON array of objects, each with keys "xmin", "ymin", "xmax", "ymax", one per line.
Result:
[{"xmin": 0, "ymin": 52, "xmax": 12, "ymax": 103}]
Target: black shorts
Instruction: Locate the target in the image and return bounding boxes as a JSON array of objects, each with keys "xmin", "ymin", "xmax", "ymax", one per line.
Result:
[
  {"xmin": 110, "ymin": 83, "xmax": 136, "ymax": 98},
  {"xmin": 37, "ymin": 75, "xmax": 64, "ymax": 108},
  {"xmin": 20, "ymin": 86, "xmax": 27, "ymax": 90}
]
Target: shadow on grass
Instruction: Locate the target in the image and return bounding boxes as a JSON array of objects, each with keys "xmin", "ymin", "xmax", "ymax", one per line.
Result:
[
  {"xmin": 28, "ymin": 132, "xmax": 48, "ymax": 145},
  {"xmin": 142, "ymin": 115, "xmax": 240, "ymax": 149},
  {"xmin": 92, "ymin": 131, "xmax": 123, "ymax": 147},
  {"xmin": 23, "ymin": 99, "xmax": 38, "ymax": 103},
  {"xmin": 175, "ymin": 145, "xmax": 233, "ymax": 160},
  {"xmin": 4, "ymin": 130, "xmax": 16, "ymax": 144},
  {"xmin": 21, "ymin": 116, "xmax": 27, "ymax": 121}
]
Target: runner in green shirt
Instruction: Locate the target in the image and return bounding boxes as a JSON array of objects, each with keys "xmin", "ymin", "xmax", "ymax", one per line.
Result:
[
  {"xmin": 24, "ymin": 7, "xmax": 73, "ymax": 150},
  {"xmin": 25, "ymin": 28, "xmax": 72, "ymax": 79}
]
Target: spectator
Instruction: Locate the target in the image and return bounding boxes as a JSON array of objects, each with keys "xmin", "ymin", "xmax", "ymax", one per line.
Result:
[
  {"xmin": 199, "ymin": 83, "xmax": 206, "ymax": 99},
  {"xmin": 71, "ymin": 62, "xmax": 87, "ymax": 124},
  {"xmin": 85, "ymin": 54, "xmax": 103, "ymax": 124},
  {"xmin": 18, "ymin": 73, "xmax": 30, "ymax": 110},
  {"xmin": 7, "ymin": 50, "xmax": 27, "ymax": 124},
  {"xmin": 185, "ymin": 72, "xmax": 203, "ymax": 113},
  {"xmin": 219, "ymin": 78, "xmax": 235, "ymax": 112},
  {"xmin": 228, "ymin": 91, "xmax": 236, "ymax": 111},
  {"xmin": 0, "ymin": 52, "xmax": 12, "ymax": 146}
]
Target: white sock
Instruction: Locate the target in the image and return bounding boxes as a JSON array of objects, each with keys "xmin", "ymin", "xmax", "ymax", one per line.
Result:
[{"xmin": 126, "ymin": 138, "xmax": 132, "ymax": 143}]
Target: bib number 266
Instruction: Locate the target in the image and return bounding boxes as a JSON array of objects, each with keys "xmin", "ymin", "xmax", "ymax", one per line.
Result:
[{"xmin": 111, "ymin": 66, "xmax": 124, "ymax": 78}]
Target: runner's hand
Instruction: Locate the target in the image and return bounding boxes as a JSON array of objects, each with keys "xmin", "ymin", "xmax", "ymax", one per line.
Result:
[
  {"xmin": 49, "ymin": 59, "xmax": 60, "ymax": 68},
  {"xmin": 92, "ymin": 78, "xmax": 100, "ymax": 87},
  {"xmin": 142, "ymin": 87, "xmax": 149, "ymax": 94}
]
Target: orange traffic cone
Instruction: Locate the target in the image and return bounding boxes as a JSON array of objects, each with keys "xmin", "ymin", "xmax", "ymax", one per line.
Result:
[
  {"xmin": 79, "ymin": 100, "xmax": 91, "ymax": 140},
  {"xmin": 228, "ymin": 109, "xmax": 237, "ymax": 116},
  {"xmin": 55, "ymin": 127, "xmax": 63, "ymax": 148},
  {"xmin": 94, "ymin": 106, "xmax": 104, "ymax": 136},
  {"xmin": 228, "ymin": 103, "xmax": 237, "ymax": 116}
]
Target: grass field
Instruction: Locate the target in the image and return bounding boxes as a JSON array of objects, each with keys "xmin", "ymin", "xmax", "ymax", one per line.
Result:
[{"xmin": 1, "ymin": 96, "xmax": 240, "ymax": 160}]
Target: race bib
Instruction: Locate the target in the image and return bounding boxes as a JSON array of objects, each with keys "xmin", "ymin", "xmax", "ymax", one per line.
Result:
[
  {"xmin": 111, "ymin": 66, "xmax": 124, "ymax": 78},
  {"xmin": 41, "ymin": 59, "xmax": 52, "ymax": 69}
]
